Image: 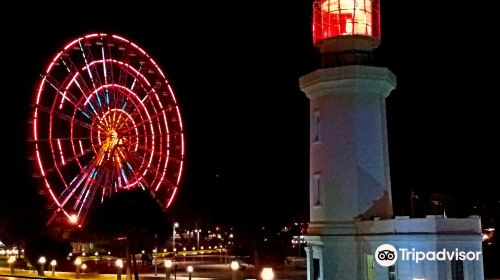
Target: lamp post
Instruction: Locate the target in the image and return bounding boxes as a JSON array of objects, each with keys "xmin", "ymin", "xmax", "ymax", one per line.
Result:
[
  {"xmin": 116, "ymin": 258, "xmax": 123, "ymax": 280},
  {"xmin": 50, "ymin": 260, "xmax": 57, "ymax": 277},
  {"xmin": 186, "ymin": 265, "xmax": 193, "ymax": 280},
  {"xmin": 172, "ymin": 222, "xmax": 179, "ymax": 250},
  {"xmin": 38, "ymin": 256, "xmax": 46, "ymax": 276},
  {"xmin": 153, "ymin": 249, "xmax": 158, "ymax": 276},
  {"xmin": 298, "ymin": 235, "xmax": 304, "ymax": 257},
  {"xmin": 7, "ymin": 256, "xmax": 16, "ymax": 274},
  {"xmin": 164, "ymin": 259, "xmax": 172, "ymax": 280},
  {"xmin": 230, "ymin": 260, "xmax": 240, "ymax": 280},
  {"xmin": 75, "ymin": 257, "xmax": 82, "ymax": 279},
  {"xmin": 174, "ymin": 260, "xmax": 178, "ymax": 280},
  {"xmin": 81, "ymin": 263, "xmax": 87, "ymax": 273},
  {"xmin": 195, "ymin": 229, "xmax": 200, "ymax": 249},
  {"xmin": 261, "ymin": 267, "xmax": 275, "ymax": 280}
]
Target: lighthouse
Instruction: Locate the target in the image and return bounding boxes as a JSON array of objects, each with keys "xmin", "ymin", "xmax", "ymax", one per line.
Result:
[{"xmin": 301, "ymin": 1, "xmax": 484, "ymax": 279}]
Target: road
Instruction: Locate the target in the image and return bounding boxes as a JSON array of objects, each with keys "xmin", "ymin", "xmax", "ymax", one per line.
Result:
[{"xmin": 1, "ymin": 254, "xmax": 306, "ymax": 280}]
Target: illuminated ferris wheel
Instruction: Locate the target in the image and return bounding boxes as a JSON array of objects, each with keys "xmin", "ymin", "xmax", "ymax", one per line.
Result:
[{"xmin": 31, "ymin": 33, "xmax": 184, "ymax": 227}]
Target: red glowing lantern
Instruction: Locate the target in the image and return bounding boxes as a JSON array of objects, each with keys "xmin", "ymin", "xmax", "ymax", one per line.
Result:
[{"xmin": 312, "ymin": 0, "xmax": 380, "ymax": 44}]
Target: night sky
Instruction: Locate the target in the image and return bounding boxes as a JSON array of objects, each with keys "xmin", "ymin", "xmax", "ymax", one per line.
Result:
[{"xmin": 1, "ymin": 1, "xmax": 497, "ymax": 231}]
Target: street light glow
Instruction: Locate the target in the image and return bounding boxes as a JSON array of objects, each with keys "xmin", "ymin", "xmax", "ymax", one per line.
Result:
[
  {"xmin": 69, "ymin": 214, "xmax": 78, "ymax": 224},
  {"xmin": 7, "ymin": 256, "xmax": 16, "ymax": 264},
  {"xmin": 173, "ymin": 222, "xmax": 179, "ymax": 250},
  {"xmin": 261, "ymin": 267, "xmax": 275, "ymax": 280},
  {"xmin": 38, "ymin": 256, "xmax": 46, "ymax": 264},
  {"xmin": 50, "ymin": 260, "xmax": 57, "ymax": 267},
  {"xmin": 164, "ymin": 259, "xmax": 172, "ymax": 268},
  {"xmin": 187, "ymin": 265, "xmax": 194, "ymax": 273},
  {"xmin": 115, "ymin": 259, "xmax": 123, "ymax": 268},
  {"xmin": 74, "ymin": 257, "xmax": 82, "ymax": 266},
  {"xmin": 230, "ymin": 261, "xmax": 240, "ymax": 271}
]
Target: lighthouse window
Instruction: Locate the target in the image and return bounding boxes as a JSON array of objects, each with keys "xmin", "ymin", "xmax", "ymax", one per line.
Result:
[
  {"xmin": 388, "ymin": 265, "xmax": 396, "ymax": 280},
  {"xmin": 451, "ymin": 260, "xmax": 464, "ymax": 280},
  {"xmin": 313, "ymin": 112, "xmax": 320, "ymax": 142},
  {"xmin": 313, "ymin": 258, "xmax": 320, "ymax": 280},
  {"xmin": 313, "ymin": 173, "xmax": 321, "ymax": 206}
]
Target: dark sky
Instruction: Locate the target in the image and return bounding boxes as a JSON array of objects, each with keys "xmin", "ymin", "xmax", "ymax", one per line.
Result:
[{"xmin": 1, "ymin": 1, "xmax": 497, "ymax": 231}]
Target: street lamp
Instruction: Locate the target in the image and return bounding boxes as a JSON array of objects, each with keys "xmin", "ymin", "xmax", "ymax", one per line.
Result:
[
  {"xmin": 75, "ymin": 257, "xmax": 82, "ymax": 279},
  {"xmin": 50, "ymin": 260, "xmax": 57, "ymax": 277},
  {"xmin": 7, "ymin": 256, "xmax": 16, "ymax": 274},
  {"xmin": 81, "ymin": 263, "xmax": 87, "ymax": 273},
  {"xmin": 164, "ymin": 259, "xmax": 172, "ymax": 280},
  {"xmin": 172, "ymin": 222, "xmax": 179, "ymax": 250},
  {"xmin": 38, "ymin": 256, "xmax": 46, "ymax": 276},
  {"xmin": 261, "ymin": 267, "xmax": 275, "ymax": 280},
  {"xmin": 230, "ymin": 261, "xmax": 240, "ymax": 280},
  {"xmin": 187, "ymin": 265, "xmax": 193, "ymax": 280},
  {"xmin": 116, "ymin": 258, "xmax": 123, "ymax": 280},
  {"xmin": 298, "ymin": 235, "xmax": 304, "ymax": 257},
  {"xmin": 195, "ymin": 229, "xmax": 201, "ymax": 249},
  {"xmin": 153, "ymin": 248, "xmax": 158, "ymax": 276}
]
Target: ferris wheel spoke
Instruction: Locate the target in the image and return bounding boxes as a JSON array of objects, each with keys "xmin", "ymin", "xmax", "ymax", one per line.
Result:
[
  {"xmin": 58, "ymin": 161, "xmax": 96, "ymax": 209},
  {"xmin": 136, "ymin": 78, "xmax": 161, "ymax": 104},
  {"xmin": 36, "ymin": 105, "xmax": 97, "ymax": 131},
  {"xmin": 34, "ymin": 136, "xmax": 94, "ymax": 142},
  {"xmin": 72, "ymin": 146, "xmax": 99, "ymax": 164},
  {"xmin": 120, "ymin": 111, "xmax": 170, "ymax": 134},
  {"xmin": 88, "ymin": 46, "xmax": 105, "ymax": 88},
  {"xmin": 119, "ymin": 161, "xmax": 143, "ymax": 189},
  {"xmin": 121, "ymin": 158, "xmax": 161, "ymax": 192},
  {"xmin": 75, "ymin": 178, "xmax": 100, "ymax": 223},
  {"xmin": 130, "ymin": 62, "xmax": 145, "ymax": 91},
  {"xmin": 63, "ymin": 54, "xmax": 95, "ymax": 97},
  {"xmin": 78, "ymin": 40, "xmax": 97, "ymax": 89},
  {"xmin": 39, "ymin": 143, "xmax": 94, "ymax": 177},
  {"xmin": 127, "ymin": 151, "xmax": 163, "ymax": 178},
  {"xmin": 64, "ymin": 58, "xmax": 107, "ymax": 119},
  {"xmin": 40, "ymin": 75, "xmax": 79, "ymax": 107},
  {"xmin": 133, "ymin": 143, "xmax": 181, "ymax": 160}
]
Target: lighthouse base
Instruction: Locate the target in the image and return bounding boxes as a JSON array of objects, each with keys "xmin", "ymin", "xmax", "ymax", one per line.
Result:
[{"xmin": 304, "ymin": 215, "xmax": 484, "ymax": 280}]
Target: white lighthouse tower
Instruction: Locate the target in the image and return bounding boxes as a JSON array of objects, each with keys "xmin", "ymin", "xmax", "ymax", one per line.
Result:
[{"xmin": 301, "ymin": 1, "xmax": 484, "ymax": 279}]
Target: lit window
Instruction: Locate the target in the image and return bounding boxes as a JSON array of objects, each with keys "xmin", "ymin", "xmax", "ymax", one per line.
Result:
[{"xmin": 312, "ymin": 0, "xmax": 380, "ymax": 43}]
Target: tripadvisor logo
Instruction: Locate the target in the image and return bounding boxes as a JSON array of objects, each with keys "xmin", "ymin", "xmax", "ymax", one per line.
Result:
[
  {"xmin": 375, "ymin": 244, "xmax": 398, "ymax": 267},
  {"xmin": 374, "ymin": 244, "xmax": 482, "ymax": 266}
]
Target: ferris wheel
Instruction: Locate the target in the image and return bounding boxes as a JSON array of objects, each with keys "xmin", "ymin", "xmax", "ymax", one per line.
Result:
[{"xmin": 31, "ymin": 33, "xmax": 184, "ymax": 227}]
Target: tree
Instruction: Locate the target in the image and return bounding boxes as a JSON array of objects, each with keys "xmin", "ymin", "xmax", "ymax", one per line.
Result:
[
  {"xmin": 24, "ymin": 233, "xmax": 72, "ymax": 275},
  {"xmin": 84, "ymin": 188, "xmax": 171, "ymax": 280}
]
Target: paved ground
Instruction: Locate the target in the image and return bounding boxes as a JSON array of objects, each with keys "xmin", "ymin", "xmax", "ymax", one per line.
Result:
[{"xmin": 0, "ymin": 263, "xmax": 306, "ymax": 280}]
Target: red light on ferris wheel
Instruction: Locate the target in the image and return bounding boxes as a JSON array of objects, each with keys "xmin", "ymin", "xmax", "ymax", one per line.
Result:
[{"xmin": 312, "ymin": 0, "xmax": 380, "ymax": 44}]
